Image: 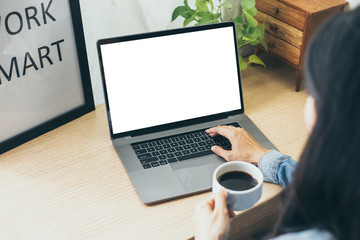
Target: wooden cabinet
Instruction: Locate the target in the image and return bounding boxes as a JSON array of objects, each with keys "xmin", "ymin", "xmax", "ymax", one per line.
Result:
[{"xmin": 255, "ymin": 0, "xmax": 348, "ymax": 91}]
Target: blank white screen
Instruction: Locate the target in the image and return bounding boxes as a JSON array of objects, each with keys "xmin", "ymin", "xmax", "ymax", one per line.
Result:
[{"xmin": 101, "ymin": 26, "xmax": 242, "ymax": 134}]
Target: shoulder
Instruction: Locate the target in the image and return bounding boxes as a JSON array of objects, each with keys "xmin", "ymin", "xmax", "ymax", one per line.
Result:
[{"xmin": 269, "ymin": 229, "xmax": 335, "ymax": 240}]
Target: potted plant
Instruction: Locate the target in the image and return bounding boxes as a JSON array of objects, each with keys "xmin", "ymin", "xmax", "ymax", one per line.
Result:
[{"xmin": 171, "ymin": 0, "xmax": 267, "ymax": 70}]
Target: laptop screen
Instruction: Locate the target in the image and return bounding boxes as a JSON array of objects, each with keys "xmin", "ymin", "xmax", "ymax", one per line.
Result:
[{"xmin": 98, "ymin": 23, "xmax": 243, "ymax": 137}]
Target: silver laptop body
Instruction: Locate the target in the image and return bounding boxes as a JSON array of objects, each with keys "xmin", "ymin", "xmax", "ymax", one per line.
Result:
[{"xmin": 97, "ymin": 22, "xmax": 276, "ymax": 205}]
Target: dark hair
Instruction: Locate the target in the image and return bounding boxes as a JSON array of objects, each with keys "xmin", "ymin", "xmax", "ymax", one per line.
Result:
[{"xmin": 272, "ymin": 8, "xmax": 360, "ymax": 240}]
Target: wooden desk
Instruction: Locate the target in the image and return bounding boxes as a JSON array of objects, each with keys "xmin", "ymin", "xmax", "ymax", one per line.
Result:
[{"xmin": 0, "ymin": 62, "xmax": 308, "ymax": 240}]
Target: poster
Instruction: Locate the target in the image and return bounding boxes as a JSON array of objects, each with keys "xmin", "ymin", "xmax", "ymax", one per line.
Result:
[{"xmin": 0, "ymin": 0, "xmax": 94, "ymax": 153}]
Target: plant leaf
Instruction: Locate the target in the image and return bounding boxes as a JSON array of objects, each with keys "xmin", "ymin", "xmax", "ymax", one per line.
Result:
[
  {"xmin": 183, "ymin": 13, "xmax": 197, "ymax": 27},
  {"xmin": 197, "ymin": 12, "xmax": 215, "ymax": 25},
  {"xmin": 184, "ymin": 0, "xmax": 190, "ymax": 7},
  {"xmin": 239, "ymin": 56, "xmax": 248, "ymax": 70},
  {"xmin": 220, "ymin": 2, "xmax": 232, "ymax": 9},
  {"xmin": 260, "ymin": 39, "xmax": 268, "ymax": 52},
  {"xmin": 244, "ymin": 12, "xmax": 258, "ymax": 27},
  {"xmin": 241, "ymin": 0, "xmax": 256, "ymax": 9},
  {"xmin": 172, "ymin": 6, "xmax": 186, "ymax": 21},
  {"xmin": 171, "ymin": 5, "xmax": 195, "ymax": 22},
  {"xmin": 195, "ymin": 0, "xmax": 209, "ymax": 12},
  {"xmin": 234, "ymin": 15, "xmax": 243, "ymax": 25},
  {"xmin": 245, "ymin": 7, "xmax": 257, "ymax": 16},
  {"xmin": 248, "ymin": 54, "xmax": 266, "ymax": 67}
]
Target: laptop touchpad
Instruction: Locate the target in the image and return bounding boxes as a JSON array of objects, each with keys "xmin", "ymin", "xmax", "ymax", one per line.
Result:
[{"xmin": 171, "ymin": 156, "xmax": 224, "ymax": 192}]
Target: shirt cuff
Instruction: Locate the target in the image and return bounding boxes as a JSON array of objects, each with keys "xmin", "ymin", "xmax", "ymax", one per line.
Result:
[{"xmin": 258, "ymin": 150, "xmax": 289, "ymax": 185}]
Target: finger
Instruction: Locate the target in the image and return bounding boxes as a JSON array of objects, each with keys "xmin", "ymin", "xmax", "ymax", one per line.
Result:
[
  {"xmin": 208, "ymin": 126, "xmax": 238, "ymax": 141},
  {"xmin": 205, "ymin": 127, "xmax": 219, "ymax": 137},
  {"xmin": 214, "ymin": 188, "xmax": 229, "ymax": 215},
  {"xmin": 211, "ymin": 145, "xmax": 231, "ymax": 161},
  {"xmin": 228, "ymin": 209, "xmax": 236, "ymax": 219},
  {"xmin": 196, "ymin": 195, "xmax": 215, "ymax": 214}
]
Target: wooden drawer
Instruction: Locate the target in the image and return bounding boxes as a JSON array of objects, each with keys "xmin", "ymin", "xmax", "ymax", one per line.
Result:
[
  {"xmin": 256, "ymin": 11, "xmax": 303, "ymax": 48},
  {"xmin": 264, "ymin": 33, "xmax": 301, "ymax": 66},
  {"xmin": 256, "ymin": 0, "xmax": 306, "ymax": 30}
]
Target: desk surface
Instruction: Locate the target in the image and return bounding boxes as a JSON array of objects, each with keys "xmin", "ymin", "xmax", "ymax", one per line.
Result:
[{"xmin": 0, "ymin": 60, "xmax": 308, "ymax": 240}]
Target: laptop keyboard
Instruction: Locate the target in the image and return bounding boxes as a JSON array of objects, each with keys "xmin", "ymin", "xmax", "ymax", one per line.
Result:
[{"xmin": 131, "ymin": 122, "xmax": 240, "ymax": 169}]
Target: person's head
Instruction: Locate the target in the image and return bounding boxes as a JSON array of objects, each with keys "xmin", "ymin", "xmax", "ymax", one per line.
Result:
[{"xmin": 273, "ymin": 8, "xmax": 360, "ymax": 240}]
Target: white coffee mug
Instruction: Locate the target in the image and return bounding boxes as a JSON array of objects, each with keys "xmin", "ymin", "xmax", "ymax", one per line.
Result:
[{"xmin": 212, "ymin": 161, "xmax": 263, "ymax": 211}]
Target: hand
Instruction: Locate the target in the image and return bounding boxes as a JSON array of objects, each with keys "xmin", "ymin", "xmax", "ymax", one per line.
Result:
[
  {"xmin": 194, "ymin": 188, "xmax": 235, "ymax": 240},
  {"xmin": 206, "ymin": 125, "xmax": 269, "ymax": 165}
]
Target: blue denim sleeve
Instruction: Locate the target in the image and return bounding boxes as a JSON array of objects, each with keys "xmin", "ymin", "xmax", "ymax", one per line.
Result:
[{"xmin": 258, "ymin": 150, "xmax": 297, "ymax": 188}]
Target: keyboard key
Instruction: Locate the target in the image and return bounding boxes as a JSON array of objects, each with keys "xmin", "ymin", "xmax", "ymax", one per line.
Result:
[
  {"xmin": 177, "ymin": 150, "xmax": 213, "ymax": 161},
  {"xmin": 167, "ymin": 158, "xmax": 178, "ymax": 163},
  {"xmin": 175, "ymin": 152, "xmax": 183, "ymax": 157},
  {"xmin": 198, "ymin": 147, "xmax": 206, "ymax": 151},
  {"xmin": 186, "ymin": 139, "xmax": 194, "ymax": 144},
  {"xmin": 190, "ymin": 149, "xmax": 198, "ymax": 153},
  {"xmin": 191, "ymin": 143, "xmax": 198, "ymax": 148},
  {"xmin": 140, "ymin": 157, "xmax": 159, "ymax": 164},
  {"xmin": 155, "ymin": 146, "xmax": 163, "ymax": 150},
  {"xmin": 142, "ymin": 164, "xmax": 151, "ymax": 169},
  {"xmin": 155, "ymin": 140, "xmax": 162, "ymax": 145},
  {"xmin": 182, "ymin": 150, "xmax": 191, "ymax": 155},
  {"xmin": 167, "ymin": 153, "xmax": 175, "ymax": 158},
  {"xmin": 159, "ymin": 160, "xmax": 168, "ymax": 165},
  {"xmin": 152, "ymin": 152, "xmax": 160, "ymax": 156},
  {"xmin": 147, "ymin": 147, "xmax": 155, "ymax": 152},
  {"xmin": 179, "ymin": 136, "xmax": 187, "ymax": 140},
  {"xmin": 199, "ymin": 142, "xmax": 206, "ymax": 146},
  {"xmin": 193, "ymin": 138, "xmax": 201, "ymax": 142},
  {"xmin": 132, "ymin": 145, "xmax": 141, "ymax": 150},
  {"xmin": 183, "ymin": 145, "xmax": 191, "ymax": 149},
  {"xmin": 159, "ymin": 155, "xmax": 167, "ymax": 160},
  {"xmin": 168, "ymin": 148, "xmax": 175, "ymax": 153},
  {"xmin": 140, "ymin": 143, "xmax": 149, "ymax": 148},
  {"xmin": 151, "ymin": 162, "xmax": 160, "ymax": 167},
  {"xmin": 170, "ymin": 143, "xmax": 179, "ymax": 147},
  {"xmin": 163, "ymin": 139, "xmax": 171, "ymax": 144},
  {"xmin": 138, "ymin": 153, "xmax": 152, "ymax": 159},
  {"xmin": 175, "ymin": 146, "xmax": 184, "ymax": 151},
  {"xmin": 163, "ymin": 144, "xmax": 171, "ymax": 148},
  {"xmin": 160, "ymin": 150, "xmax": 168, "ymax": 155},
  {"xmin": 178, "ymin": 141, "xmax": 186, "ymax": 145},
  {"xmin": 135, "ymin": 149, "xmax": 147, "ymax": 155}
]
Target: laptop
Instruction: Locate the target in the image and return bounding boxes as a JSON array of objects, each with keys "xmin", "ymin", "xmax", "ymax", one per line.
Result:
[{"xmin": 97, "ymin": 22, "xmax": 276, "ymax": 205}]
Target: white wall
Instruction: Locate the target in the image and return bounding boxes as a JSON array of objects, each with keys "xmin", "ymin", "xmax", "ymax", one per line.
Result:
[
  {"xmin": 80, "ymin": 0, "xmax": 183, "ymax": 105},
  {"xmin": 348, "ymin": 0, "xmax": 360, "ymax": 8},
  {"xmin": 80, "ymin": 0, "xmax": 360, "ymax": 106}
]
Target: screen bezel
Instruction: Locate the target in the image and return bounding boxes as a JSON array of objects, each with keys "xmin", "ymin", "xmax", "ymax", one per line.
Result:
[
  {"xmin": 0, "ymin": 0, "xmax": 95, "ymax": 154},
  {"xmin": 97, "ymin": 22, "xmax": 244, "ymax": 139}
]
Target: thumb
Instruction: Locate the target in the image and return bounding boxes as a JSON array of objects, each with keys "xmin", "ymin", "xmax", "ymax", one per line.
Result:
[{"xmin": 211, "ymin": 146, "xmax": 230, "ymax": 161}]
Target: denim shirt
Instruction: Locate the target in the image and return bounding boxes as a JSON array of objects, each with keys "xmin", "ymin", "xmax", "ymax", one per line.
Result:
[
  {"xmin": 258, "ymin": 150, "xmax": 297, "ymax": 188},
  {"xmin": 258, "ymin": 150, "xmax": 335, "ymax": 240}
]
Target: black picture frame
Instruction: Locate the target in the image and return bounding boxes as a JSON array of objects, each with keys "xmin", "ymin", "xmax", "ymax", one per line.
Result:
[{"xmin": 0, "ymin": 0, "xmax": 94, "ymax": 154}]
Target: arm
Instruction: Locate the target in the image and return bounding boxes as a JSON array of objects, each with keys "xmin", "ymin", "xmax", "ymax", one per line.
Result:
[
  {"xmin": 206, "ymin": 126, "xmax": 297, "ymax": 188},
  {"xmin": 259, "ymin": 150, "xmax": 297, "ymax": 188}
]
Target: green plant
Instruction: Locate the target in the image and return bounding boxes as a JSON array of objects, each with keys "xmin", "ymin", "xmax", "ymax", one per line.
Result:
[{"xmin": 171, "ymin": 0, "xmax": 267, "ymax": 70}]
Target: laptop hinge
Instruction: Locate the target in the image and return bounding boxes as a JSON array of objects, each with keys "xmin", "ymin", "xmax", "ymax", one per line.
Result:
[
  {"xmin": 113, "ymin": 136, "xmax": 132, "ymax": 141},
  {"xmin": 227, "ymin": 114, "xmax": 241, "ymax": 119}
]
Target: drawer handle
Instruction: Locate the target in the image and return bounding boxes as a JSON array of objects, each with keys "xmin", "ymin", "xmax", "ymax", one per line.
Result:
[
  {"xmin": 275, "ymin": 8, "xmax": 280, "ymax": 15},
  {"xmin": 269, "ymin": 24, "xmax": 278, "ymax": 33},
  {"xmin": 268, "ymin": 42, "xmax": 275, "ymax": 49}
]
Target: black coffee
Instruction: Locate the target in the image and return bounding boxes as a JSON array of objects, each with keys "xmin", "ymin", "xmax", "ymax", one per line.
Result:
[{"xmin": 218, "ymin": 171, "xmax": 258, "ymax": 191}]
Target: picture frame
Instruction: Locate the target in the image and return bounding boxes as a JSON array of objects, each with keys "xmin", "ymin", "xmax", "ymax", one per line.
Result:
[{"xmin": 0, "ymin": 0, "xmax": 95, "ymax": 154}]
